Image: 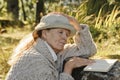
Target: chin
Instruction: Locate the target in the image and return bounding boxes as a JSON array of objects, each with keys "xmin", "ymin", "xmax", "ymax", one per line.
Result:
[{"xmin": 55, "ymin": 48, "xmax": 63, "ymax": 53}]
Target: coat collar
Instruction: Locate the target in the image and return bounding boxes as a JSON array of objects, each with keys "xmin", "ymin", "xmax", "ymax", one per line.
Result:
[
  {"xmin": 33, "ymin": 38, "xmax": 55, "ymax": 65},
  {"xmin": 44, "ymin": 41, "xmax": 57, "ymax": 61}
]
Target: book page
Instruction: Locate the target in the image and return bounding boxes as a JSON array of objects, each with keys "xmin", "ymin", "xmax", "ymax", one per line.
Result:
[{"xmin": 83, "ymin": 59, "xmax": 118, "ymax": 72}]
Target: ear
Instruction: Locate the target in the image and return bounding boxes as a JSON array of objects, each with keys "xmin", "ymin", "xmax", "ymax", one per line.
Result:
[{"xmin": 41, "ymin": 30, "xmax": 47, "ymax": 39}]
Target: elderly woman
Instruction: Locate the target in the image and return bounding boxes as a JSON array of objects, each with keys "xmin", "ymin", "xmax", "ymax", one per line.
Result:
[{"xmin": 5, "ymin": 12, "xmax": 97, "ymax": 80}]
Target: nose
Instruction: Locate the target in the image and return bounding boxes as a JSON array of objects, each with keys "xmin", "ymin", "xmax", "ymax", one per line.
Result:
[{"xmin": 62, "ymin": 32, "xmax": 68, "ymax": 41}]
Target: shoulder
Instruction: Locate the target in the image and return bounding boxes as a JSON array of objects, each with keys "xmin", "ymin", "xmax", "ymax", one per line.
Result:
[
  {"xmin": 17, "ymin": 47, "xmax": 48, "ymax": 67},
  {"xmin": 12, "ymin": 47, "xmax": 50, "ymax": 73},
  {"xmin": 6, "ymin": 47, "xmax": 52, "ymax": 79}
]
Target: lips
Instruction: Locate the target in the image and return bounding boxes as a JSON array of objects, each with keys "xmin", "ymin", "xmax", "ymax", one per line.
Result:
[{"xmin": 59, "ymin": 42, "xmax": 66, "ymax": 47}]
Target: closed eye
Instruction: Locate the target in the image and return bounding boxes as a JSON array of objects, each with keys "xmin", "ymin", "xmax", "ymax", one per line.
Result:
[{"xmin": 59, "ymin": 31, "xmax": 63, "ymax": 34}]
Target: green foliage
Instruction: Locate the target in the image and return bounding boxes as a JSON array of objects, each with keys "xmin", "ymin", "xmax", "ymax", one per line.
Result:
[
  {"xmin": 94, "ymin": 6, "xmax": 120, "ymax": 43},
  {"xmin": 0, "ymin": 0, "xmax": 8, "ymax": 19},
  {"xmin": 19, "ymin": 0, "xmax": 36, "ymax": 23},
  {"xmin": 49, "ymin": 0, "xmax": 120, "ymax": 45}
]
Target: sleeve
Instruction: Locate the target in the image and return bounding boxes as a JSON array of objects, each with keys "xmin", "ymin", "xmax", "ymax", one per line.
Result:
[
  {"xmin": 59, "ymin": 72, "xmax": 74, "ymax": 80},
  {"xmin": 63, "ymin": 24, "xmax": 97, "ymax": 59},
  {"xmin": 73, "ymin": 24, "xmax": 97, "ymax": 57}
]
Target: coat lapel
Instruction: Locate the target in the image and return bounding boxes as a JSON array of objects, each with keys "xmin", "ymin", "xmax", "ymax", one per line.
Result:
[{"xmin": 33, "ymin": 38, "xmax": 56, "ymax": 68}]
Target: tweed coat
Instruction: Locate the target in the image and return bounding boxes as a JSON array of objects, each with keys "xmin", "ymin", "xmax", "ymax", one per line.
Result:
[{"xmin": 6, "ymin": 24, "xmax": 97, "ymax": 80}]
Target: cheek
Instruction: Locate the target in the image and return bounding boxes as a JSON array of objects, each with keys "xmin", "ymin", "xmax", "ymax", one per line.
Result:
[
  {"xmin": 49, "ymin": 37, "xmax": 63, "ymax": 48},
  {"xmin": 53, "ymin": 39, "xmax": 64, "ymax": 49},
  {"xmin": 47, "ymin": 35, "xmax": 59, "ymax": 47},
  {"xmin": 50, "ymin": 34, "xmax": 59, "ymax": 43},
  {"xmin": 51, "ymin": 38, "xmax": 59, "ymax": 46},
  {"xmin": 46, "ymin": 32, "xmax": 64, "ymax": 50}
]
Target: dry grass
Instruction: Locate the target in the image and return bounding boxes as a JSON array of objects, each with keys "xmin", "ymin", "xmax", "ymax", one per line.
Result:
[{"xmin": 0, "ymin": 26, "xmax": 31, "ymax": 80}]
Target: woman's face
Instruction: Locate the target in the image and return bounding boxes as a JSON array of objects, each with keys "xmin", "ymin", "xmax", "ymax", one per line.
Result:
[{"xmin": 42, "ymin": 28, "xmax": 70, "ymax": 53}]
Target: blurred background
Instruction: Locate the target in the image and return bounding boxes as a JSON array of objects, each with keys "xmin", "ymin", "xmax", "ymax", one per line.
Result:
[{"xmin": 0, "ymin": 0, "xmax": 120, "ymax": 79}]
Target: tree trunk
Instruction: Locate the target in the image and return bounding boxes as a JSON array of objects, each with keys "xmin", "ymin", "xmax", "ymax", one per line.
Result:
[
  {"xmin": 20, "ymin": 0, "xmax": 26, "ymax": 21},
  {"xmin": 7, "ymin": 0, "xmax": 19, "ymax": 20},
  {"xmin": 35, "ymin": 0, "xmax": 44, "ymax": 24}
]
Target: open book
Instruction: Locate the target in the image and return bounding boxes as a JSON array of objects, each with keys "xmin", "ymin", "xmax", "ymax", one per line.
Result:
[{"xmin": 83, "ymin": 59, "xmax": 118, "ymax": 72}]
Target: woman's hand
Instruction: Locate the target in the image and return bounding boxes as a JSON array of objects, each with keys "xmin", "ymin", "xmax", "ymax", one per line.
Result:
[
  {"xmin": 63, "ymin": 57, "xmax": 95, "ymax": 74},
  {"xmin": 67, "ymin": 16, "xmax": 81, "ymax": 31}
]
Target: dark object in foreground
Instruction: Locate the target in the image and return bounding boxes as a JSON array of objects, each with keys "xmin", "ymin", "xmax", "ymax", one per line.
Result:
[
  {"xmin": 63, "ymin": 57, "xmax": 120, "ymax": 80},
  {"xmin": 62, "ymin": 56, "xmax": 88, "ymax": 80},
  {"xmin": 81, "ymin": 61, "xmax": 120, "ymax": 80}
]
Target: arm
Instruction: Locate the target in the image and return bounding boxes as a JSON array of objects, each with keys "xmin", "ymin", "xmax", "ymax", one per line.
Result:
[
  {"xmin": 73, "ymin": 24, "xmax": 97, "ymax": 57},
  {"xmin": 69, "ymin": 16, "xmax": 97, "ymax": 57},
  {"xmin": 63, "ymin": 22, "xmax": 97, "ymax": 58}
]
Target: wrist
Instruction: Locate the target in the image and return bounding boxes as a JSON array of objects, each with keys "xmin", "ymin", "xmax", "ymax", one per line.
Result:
[
  {"xmin": 64, "ymin": 66, "xmax": 72, "ymax": 75},
  {"xmin": 63, "ymin": 63, "xmax": 74, "ymax": 75}
]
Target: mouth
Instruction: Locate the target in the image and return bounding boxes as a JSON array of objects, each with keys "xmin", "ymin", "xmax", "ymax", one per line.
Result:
[{"xmin": 59, "ymin": 42, "xmax": 66, "ymax": 46}]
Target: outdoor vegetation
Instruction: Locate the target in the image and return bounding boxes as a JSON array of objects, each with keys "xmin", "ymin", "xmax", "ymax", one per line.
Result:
[{"xmin": 0, "ymin": 0, "xmax": 120, "ymax": 80}]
